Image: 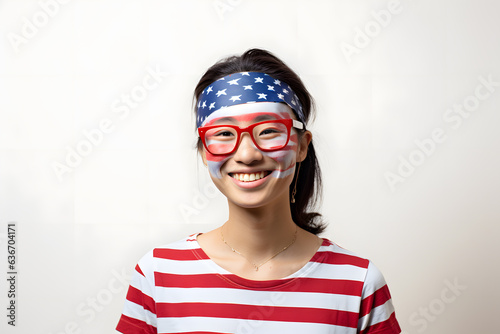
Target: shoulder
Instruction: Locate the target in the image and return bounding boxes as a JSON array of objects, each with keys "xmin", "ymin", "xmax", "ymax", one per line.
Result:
[
  {"xmin": 319, "ymin": 238, "xmax": 388, "ymax": 285},
  {"xmin": 135, "ymin": 233, "xmax": 204, "ymax": 276},
  {"xmin": 318, "ymin": 238, "xmax": 370, "ymax": 269}
]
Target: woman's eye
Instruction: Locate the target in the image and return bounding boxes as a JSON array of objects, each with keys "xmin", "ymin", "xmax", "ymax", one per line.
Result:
[
  {"xmin": 215, "ymin": 131, "xmax": 234, "ymax": 137},
  {"xmin": 259, "ymin": 128, "xmax": 279, "ymax": 136}
]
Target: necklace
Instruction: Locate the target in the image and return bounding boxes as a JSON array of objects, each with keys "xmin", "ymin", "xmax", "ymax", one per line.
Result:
[{"xmin": 220, "ymin": 224, "xmax": 298, "ymax": 271}]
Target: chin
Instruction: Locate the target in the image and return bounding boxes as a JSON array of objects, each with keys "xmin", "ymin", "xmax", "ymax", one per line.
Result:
[
  {"xmin": 228, "ymin": 190, "xmax": 290, "ymax": 210},
  {"xmin": 228, "ymin": 196, "xmax": 268, "ymax": 208}
]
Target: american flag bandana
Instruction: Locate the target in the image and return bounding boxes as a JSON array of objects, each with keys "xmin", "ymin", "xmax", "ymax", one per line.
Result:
[{"xmin": 196, "ymin": 72, "xmax": 305, "ymax": 128}]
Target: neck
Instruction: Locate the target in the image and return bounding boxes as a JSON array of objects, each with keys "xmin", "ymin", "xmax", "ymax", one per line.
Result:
[{"xmin": 223, "ymin": 192, "xmax": 297, "ymax": 259}]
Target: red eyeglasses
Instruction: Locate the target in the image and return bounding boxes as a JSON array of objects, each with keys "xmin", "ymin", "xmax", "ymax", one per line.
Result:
[{"xmin": 198, "ymin": 119, "xmax": 304, "ymax": 155}]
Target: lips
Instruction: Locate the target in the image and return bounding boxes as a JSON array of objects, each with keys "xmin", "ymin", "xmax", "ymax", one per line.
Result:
[{"xmin": 228, "ymin": 171, "xmax": 272, "ymax": 182}]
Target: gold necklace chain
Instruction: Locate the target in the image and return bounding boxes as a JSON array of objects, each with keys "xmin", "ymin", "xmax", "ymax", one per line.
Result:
[{"xmin": 220, "ymin": 224, "xmax": 298, "ymax": 271}]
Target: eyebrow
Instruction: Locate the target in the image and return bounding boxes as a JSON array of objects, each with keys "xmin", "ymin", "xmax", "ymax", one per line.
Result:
[{"xmin": 213, "ymin": 114, "xmax": 278, "ymax": 125}]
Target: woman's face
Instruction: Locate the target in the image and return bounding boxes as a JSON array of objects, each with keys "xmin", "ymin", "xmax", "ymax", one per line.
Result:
[{"xmin": 199, "ymin": 102, "xmax": 311, "ymax": 208}]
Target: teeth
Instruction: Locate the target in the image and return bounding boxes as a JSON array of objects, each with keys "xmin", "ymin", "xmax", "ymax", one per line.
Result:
[{"xmin": 232, "ymin": 172, "xmax": 267, "ymax": 182}]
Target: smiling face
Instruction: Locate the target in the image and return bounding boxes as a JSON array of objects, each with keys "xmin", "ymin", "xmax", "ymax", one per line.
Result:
[{"xmin": 199, "ymin": 102, "xmax": 311, "ymax": 208}]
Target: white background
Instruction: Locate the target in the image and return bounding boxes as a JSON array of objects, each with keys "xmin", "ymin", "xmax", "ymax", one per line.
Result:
[{"xmin": 1, "ymin": 0, "xmax": 499, "ymax": 333}]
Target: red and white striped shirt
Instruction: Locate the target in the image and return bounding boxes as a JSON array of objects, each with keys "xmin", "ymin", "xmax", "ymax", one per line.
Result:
[{"xmin": 116, "ymin": 233, "xmax": 401, "ymax": 334}]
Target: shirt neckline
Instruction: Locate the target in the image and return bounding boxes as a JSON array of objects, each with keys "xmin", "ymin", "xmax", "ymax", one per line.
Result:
[{"xmin": 191, "ymin": 232, "xmax": 329, "ymax": 289}]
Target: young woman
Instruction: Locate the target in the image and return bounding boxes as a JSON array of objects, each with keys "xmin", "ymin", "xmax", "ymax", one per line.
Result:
[{"xmin": 116, "ymin": 49, "xmax": 401, "ymax": 334}]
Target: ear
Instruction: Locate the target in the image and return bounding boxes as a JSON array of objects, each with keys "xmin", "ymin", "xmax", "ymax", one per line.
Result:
[{"xmin": 297, "ymin": 130, "xmax": 312, "ymax": 162}]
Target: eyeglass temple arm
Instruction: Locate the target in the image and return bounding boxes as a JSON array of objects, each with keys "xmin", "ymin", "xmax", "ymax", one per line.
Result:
[{"xmin": 292, "ymin": 119, "xmax": 304, "ymax": 130}]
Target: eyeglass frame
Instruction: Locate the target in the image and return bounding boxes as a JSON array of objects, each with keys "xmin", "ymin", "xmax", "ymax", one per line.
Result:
[{"xmin": 197, "ymin": 119, "xmax": 304, "ymax": 155}]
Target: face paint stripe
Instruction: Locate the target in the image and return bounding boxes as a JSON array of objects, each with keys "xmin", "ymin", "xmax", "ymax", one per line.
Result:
[
  {"xmin": 205, "ymin": 152, "xmax": 230, "ymax": 162},
  {"xmin": 274, "ymin": 163, "xmax": 297, "ymax": 173},
  {"xmin": 206, "ymin": 155, "xmax": 231, "ymax": 178},
  {"xmin": 269, "ymin": 164, "xmax": 296, "ymax": 179},
  {"xmin": 207, "ymin": 143, "xmax": 235, "ymax": 154},
  {"xmin": 204, "ymin": 111, "xmax": 290, "ymax": 127},
  {"xmin": 278, "ymin": 111, "xmax": 293, "ymax": 119},
  {"xmin": 201, "ymin": 104, "xmax": 294, "ymax": 127}
]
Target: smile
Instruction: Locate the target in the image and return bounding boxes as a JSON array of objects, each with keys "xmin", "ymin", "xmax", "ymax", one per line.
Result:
[{"xmin": 229, "ymin": 171, "xmax": 271, "ymax": 182}]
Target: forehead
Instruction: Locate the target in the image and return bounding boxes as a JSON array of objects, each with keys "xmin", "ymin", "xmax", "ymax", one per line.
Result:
[{"xmin": 203, "ymin": 102, "xmax": 295, "ymax": 126}]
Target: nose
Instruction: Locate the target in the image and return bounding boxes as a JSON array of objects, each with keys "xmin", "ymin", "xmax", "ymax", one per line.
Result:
[{"xmin": 233, "ymin": 132, "xmax": 263, "ymax": 164}]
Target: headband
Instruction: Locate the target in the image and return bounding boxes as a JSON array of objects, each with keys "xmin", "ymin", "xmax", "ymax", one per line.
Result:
[{"xmin": 196, "ymin": 72, "xmax": 304, "ymax": 128}]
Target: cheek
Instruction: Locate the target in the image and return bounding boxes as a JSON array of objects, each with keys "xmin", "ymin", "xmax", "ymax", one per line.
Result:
[
  {"xmin": 205, "ymin": 151, "xmax": 231, "ymax": 179},
  {"xmin": 265, "ymin": 148, "xmax": 297, "ymax": 179},
  {"xmin": 265, "ymin": 133, "xmax": 299, "ymax": 179}
]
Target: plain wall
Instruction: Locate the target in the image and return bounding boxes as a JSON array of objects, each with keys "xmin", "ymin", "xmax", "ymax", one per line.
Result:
[{"xmin": 0, "ymin": 0, "xmax": 499, "ymax": 333}]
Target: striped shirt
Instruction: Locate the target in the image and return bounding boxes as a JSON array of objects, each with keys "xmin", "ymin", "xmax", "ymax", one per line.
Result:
[{"xmin": 116, "ymin": 233, "xmax": 401, "ymax": 334}]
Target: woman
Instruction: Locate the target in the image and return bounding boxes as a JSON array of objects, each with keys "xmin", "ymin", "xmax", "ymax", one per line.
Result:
[{"xmin": 116, "ymin": 48, "xmax": 401, "ymax": 333}]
